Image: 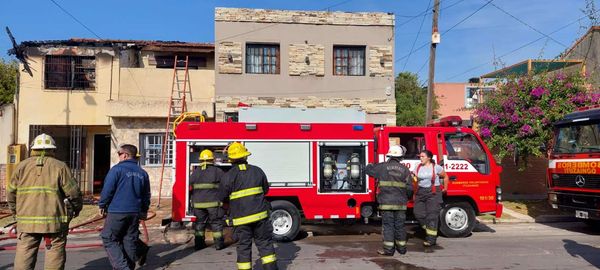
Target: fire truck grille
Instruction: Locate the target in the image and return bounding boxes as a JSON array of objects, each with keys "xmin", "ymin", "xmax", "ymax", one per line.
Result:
[
  {"xmin": 556, "ymin": 192, "xmax": 600, "ymax": 210},
  {"xmin": 553, "ymin": 174, "xmax": 600, "ymax": 189}
]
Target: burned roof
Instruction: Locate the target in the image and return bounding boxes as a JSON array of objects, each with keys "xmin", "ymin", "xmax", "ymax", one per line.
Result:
[{"xmin": 16, "ymin": 38, "xmax": 214, "ymax": 53}]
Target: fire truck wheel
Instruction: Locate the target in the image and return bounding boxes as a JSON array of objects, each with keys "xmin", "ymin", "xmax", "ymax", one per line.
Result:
[
  {"xmin": 439, "ymin": 202, "xmax": 475, "ymax": 238},
  {"xmin": 270, "ymin": 200, "xmax": 301, "ymax": 242}
]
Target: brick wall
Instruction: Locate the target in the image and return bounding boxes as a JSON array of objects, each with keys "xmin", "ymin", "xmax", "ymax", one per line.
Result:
[
  {"xmin": 369, "ymin": 45, "xmax": 393, "ymax": 77},
  {"xmin": 499, "ymin": 156, "xmax": 548, "ymax": 195},
  {"xmin": 215, "ymin": 8, "xmax": 395, "ymax": 26},
  {"xmin": 215, "ymin": 96, "xmax": 396, "ymax": 125},
  {"xmin": 218, "ymin": 42, "xmax": 243, "ymax": 74},
  {"xmin": 288, "ymin": 44, "xmax": 325, "ymax": 76}
]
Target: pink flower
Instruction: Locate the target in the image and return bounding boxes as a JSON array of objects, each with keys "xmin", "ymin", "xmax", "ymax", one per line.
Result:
[
  {"xmin": 511, "ymin": 114, "xmax": 519, "ymax": 123},
  {"xmin": 530, "ymin": 87, "xmax": 547, "ymax": 98},
  {"xmin": 519, "ymin": 124, "xmax": 533, "ymax": 136},
  {"xmin": 480, "ymin": 127, "xmax": 492, "ymax": 138}
]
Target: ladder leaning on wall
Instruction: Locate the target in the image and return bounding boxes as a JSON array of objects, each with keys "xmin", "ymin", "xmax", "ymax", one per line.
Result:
[{"xmin": 157, "ymin": 55, "xmax": 190, "ymax": 208}]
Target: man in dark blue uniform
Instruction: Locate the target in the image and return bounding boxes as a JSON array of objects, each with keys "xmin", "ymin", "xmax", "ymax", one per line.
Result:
[{"xmin": 99, "ymin": 144, "xmax": 151, "ymax": 270}]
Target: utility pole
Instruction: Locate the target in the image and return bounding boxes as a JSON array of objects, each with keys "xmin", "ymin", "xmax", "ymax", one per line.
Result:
[{"xmin": 425, "ymin": 0, "xmax": 440, "ymax": 124}]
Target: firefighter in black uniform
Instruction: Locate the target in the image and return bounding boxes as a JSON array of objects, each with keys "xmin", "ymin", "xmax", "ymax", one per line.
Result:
[
  {"xmin": 190, "ymin": 149, "xmax": 226, "ymax": 250},
  {"xmin": 365, "ymin": 145, "xmax": 413, "ymax": 256},
  {"xmin": 219, "ymin": 142, "xmax": 278, "ymax": 270}
]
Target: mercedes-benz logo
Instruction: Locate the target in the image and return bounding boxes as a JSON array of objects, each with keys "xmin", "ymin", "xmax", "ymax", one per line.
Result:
[{"xmin": 575, "ymin": 175, "xmax": 586, "ymax": 188}]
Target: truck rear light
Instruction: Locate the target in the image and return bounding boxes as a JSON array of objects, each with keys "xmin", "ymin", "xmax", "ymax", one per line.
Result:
[
  {"xmin": 245, "ymin": 123, "xmax": 257, "ymax": 130},
  {"xmin": 496, "ymin": 186, "xmax": 502, "ymax": 202}
]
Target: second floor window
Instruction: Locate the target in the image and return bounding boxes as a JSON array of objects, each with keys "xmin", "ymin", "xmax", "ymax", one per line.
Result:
[
  {"xmin": 334, "ymin": 46, "xmax": 365, "ymax": 76},
  {"xmin": 246, "ymin": 44, "xmax": 280, "ymax": 74},
  {"xmin": 45, "ymin": 55, "xmax": 96, "ymax": 90}
]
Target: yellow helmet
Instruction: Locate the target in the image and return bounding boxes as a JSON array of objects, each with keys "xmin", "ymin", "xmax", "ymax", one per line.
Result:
[
  {"xmin": 227, "ymin": 142, "xmax": 251, "ymax": 160},
  {"xmin": 31, "ymin": 133, "xmax": 57, "ymax": 150},
  {"xmin": 199, "ymin": 149, "xmax": 214, "ymax": 161}
]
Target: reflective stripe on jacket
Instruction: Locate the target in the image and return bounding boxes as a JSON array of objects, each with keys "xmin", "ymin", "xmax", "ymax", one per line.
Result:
[
  {"xmin": 219, "ymin": 163, "xmax": 270, "ymax": 226},
  {"xmin": 190, "ymin": 165, "xmax": 224, "ymax": 209},
  {"xmin": 7, "ymin": 154, "xmax": 83, "ymax": 233},
  {"xmin": 365, "ymin": 159, "xmax": 412, "ymax": 210}
]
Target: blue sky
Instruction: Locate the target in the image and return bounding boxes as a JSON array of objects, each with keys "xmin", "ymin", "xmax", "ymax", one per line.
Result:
[{"xmin": 0, "ymin": 0, "xmax": 595, "ymax": 83}]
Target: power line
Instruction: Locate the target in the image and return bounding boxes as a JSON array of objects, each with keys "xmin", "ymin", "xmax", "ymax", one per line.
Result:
[
  {"xmin": 48, "ymin": 0, "xmax": 101, "ymax": 39},
  {"xmin": 402, "ymin": 0, "xmax": 432, "ymax": 71},
  {"xmin": 395, "ymin": 0, "xmax": 465, "ymax": 29},
  {"xmin": 490, "ymin": 2, "xmax": 598, "ymax": 65},
  {"xmin": 395, "ymin": 0, "xmax": 493, "ymax": 63},
  {"xmin": 443, "ymin": 15, "xmax": 587, "ymax": 81}
]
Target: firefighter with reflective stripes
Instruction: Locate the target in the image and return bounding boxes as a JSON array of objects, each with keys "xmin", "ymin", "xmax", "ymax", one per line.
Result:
[
  {"xmin": 365, "ymin": 145, "xmax": 412, "ymax": 256},
  {"xmin": 7, "ymin": 133, "xmax": 83, "ymax": 270},
  {"xmin": 190, "ymin": 149, "xmax": 226, "ymax": 250},
  {"xmin": 412, "ymin": 149, "xmax": 449, "ymax": 248},
  {"xmin": 219, "ymin": 142, "xmax": 278, "ymax": 270}
]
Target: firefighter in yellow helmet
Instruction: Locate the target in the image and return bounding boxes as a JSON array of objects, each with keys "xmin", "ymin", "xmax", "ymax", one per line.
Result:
[
  {"xmin": 219, "ymin": 142, "xmax": 278, "ymax": 270},
  {"xmin": 7, "ymin": 133, "xmax": 83, "ymax": 270},
  {"xmin": 190, "ymin": 149, "xmax": 226, "ymax": 250}
]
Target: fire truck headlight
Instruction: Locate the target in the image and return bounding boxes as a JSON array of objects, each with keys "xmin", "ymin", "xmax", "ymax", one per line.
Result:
[
  {"xmin": 496, "ymin": 186, "xmax": 502, "ymax": 202},
  {"xmin": 548, "ymin": 193, "xmax": 557, "ymax": 203},
  {"xmin": 361, "ymin": 205, "xmax": 374, "ymax": 218},
  {"xmin": 552, "ymin": 174, "xmax": 560, "ymax": 180}
]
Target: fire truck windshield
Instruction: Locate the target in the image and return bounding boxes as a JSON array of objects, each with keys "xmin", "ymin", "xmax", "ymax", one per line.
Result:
[{"xmin": 553, "ymin": 121, "xmax": 600, "ymax": 154}]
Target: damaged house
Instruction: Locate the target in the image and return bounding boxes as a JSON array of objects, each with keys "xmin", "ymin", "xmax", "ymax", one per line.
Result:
[{"xmin": 8, "ymin": 39, "xmax": 214, "ymax": 197}]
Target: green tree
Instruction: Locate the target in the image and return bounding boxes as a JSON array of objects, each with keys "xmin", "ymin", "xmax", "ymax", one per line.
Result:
[
  {"xmin": 395, "ymin": 72, "xmax": 438, "ymax": 126},
  {"xmin": 473, "ymin": 72, "xmax": 599, "ymax": 169},
  {"xmin": 0, "ymin": 59, "xmax": 18, "ymax": 105}
]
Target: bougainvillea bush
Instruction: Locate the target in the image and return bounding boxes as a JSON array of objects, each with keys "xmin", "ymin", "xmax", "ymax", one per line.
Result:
[{"xmin": 474, "ymin": 72, "xmax": 599, "ymax": 169}]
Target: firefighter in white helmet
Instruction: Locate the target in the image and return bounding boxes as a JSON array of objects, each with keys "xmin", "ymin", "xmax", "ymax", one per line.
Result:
[
  {"xmin": 365, "ymin": 145, "xmax": 413, "ymax": 256},
  {"xmin": 190, "ymin": 149, "xmax": 226, "ymax": 250},
  {"xmin": 8, "ymin": 133, "xmax": 83, "ymax": 269},
  {"xmin": 219, "ymin": 142, "xmax": 278, "ymax": 270}
]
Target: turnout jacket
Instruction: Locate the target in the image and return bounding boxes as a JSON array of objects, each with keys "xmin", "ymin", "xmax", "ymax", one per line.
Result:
[
  {"xmin": 7, "ymin": 152, "xmax": 83, "ymax": 233},
  {"xmin": 365, "ymin": 158, "xmax": 413, "ymax": 210},
  {"xmin": 190, "ymin": 165, "xmax": 224, "ymax": 209},
  {"xmin": 219, "ymin": 162, "xmax": 271, "ymax": 226}
]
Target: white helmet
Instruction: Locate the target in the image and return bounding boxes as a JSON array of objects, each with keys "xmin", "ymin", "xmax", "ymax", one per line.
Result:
[
  {"xmin": 31, "ymin": 133, "xmax": 57, "ymax": 150},
  {"xmin": 386, "ymin": 145, "xmax": 406, "ymax": 157}
]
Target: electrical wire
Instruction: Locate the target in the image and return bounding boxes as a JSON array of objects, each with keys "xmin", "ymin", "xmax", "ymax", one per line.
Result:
[
  {"xmin": 48, "ymin": 0, "xmax": 101, "ymax": 39},
  {"xmin": 402, "ymin": 0, "xmax": 432, "ymax": 72}
]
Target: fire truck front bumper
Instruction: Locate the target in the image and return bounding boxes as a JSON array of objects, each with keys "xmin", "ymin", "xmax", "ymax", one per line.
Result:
[
  {"xmin": 549, "ymin": 191, "xmax": 600, "ymax": 220},
  {"xmin": 495, "ymin": 203, "xmax": 503, "ymax": 218}
]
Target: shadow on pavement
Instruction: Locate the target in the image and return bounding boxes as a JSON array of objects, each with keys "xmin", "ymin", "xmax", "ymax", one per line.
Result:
[
  {"xmin": 79, "ymin": 243, "xmax": 195, "ymax": 270},
  {"xmin": 563, "ymin": 239, "xmax": 600, "ymax": 268},
  {"xmin": 472, "ymin": 221, "xmax": 496, "ymax": 233}
]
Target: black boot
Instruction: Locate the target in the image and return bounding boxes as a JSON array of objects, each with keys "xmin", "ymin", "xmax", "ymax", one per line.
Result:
[
  {"xmin": 214, "ymin": 237, "xmax": 225, "ymax": 250},
  {"xmin": 136, "ymin": 240, "xmax": 150, "ymax": 267},
  {"xmin": 396, "ymin": 245, "xmax": 407, "ymax": 255},
  {"xmin": 263, "ymin": 262, "xmax": 279, "ymax": 270},
  {"xmin": 377, "ymin": 249, "xmax": 395, "ymax": 256},
  {"xmin": 194, "ymin": 236, "xmax": 206, "ymax": 250},
  {"xmin": 424, "ymin": 235, "xmax": 437, "ymax": 246}
]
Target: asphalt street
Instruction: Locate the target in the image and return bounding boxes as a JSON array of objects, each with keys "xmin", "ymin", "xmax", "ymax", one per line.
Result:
[{"xmin": 0, "ymin": 221, "xmax": 599, "ymax": 269}]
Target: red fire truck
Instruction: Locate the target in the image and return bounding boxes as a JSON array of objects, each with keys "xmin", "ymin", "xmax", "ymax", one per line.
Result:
[
  {"xmin": 171, "ymin": 116, "xmax": 503, "ymax": 241},
  {"xmin": 547, "ymin": 106, "xmax": 600, "ymax": 227}
]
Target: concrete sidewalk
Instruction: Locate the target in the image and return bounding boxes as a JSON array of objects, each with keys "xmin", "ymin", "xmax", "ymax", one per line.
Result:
[{"xmin": 478, "ymin": 207, "xmax": 577, "ymax": 224}]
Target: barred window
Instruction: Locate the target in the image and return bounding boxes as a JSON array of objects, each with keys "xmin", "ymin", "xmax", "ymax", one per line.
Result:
[
  {"xmin": 246, "ymin": 44, "xmax": 280, "ymax": 74},
  {"xmin": 333, "ymin": 46, "xmax": 365, "ymax": 76},
  {"xmin": 45, "ymin": 55, "xmax": 96, "ymax": 90},
  {"xmin": 140, "ymin": 133, "xmax": 172, "ymax": 166}
]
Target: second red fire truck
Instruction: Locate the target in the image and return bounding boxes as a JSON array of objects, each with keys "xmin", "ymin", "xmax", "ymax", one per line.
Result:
[{"xmin": 170, "ymin": 116, "xmax": 503, "ymax": 241}]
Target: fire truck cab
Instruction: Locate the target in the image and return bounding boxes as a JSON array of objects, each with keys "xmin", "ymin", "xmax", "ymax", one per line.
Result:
[
  {"xmin": 171, "ymin": 116, "xmax": 502, "ymax": 241},
  {"xmin": 547, "ymin": 106, "xmax": 600, "ymax": 227}
]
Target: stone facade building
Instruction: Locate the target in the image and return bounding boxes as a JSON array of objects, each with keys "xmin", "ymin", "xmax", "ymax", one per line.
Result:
[{"xmin": 214, "ymin": 8, "xmax": 396, "ymax": 125}]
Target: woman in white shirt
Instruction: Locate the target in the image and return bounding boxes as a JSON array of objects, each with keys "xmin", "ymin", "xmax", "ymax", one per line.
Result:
[{"xmin": 412, "ymin": 150, "xmax": 449, "ymax": 248}]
